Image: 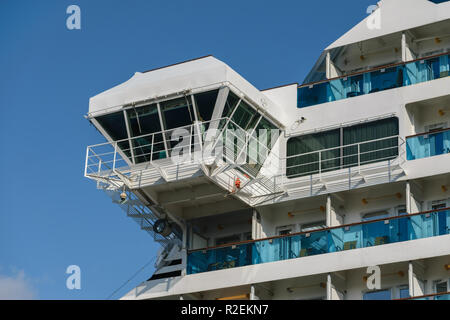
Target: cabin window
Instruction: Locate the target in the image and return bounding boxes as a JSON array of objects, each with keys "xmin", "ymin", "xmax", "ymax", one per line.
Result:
[
  {"xmin": 215, "ymin": 234, "xmax": 241, "ymax": 246},
  {"xmin": 287, "ymin": 129, "xmax": 340, "ymax": 178},
  {"xmin": 362, "ymin": 211, "xmax": 389, "ymax": 222},
  {"xmin": 434, "ymin": 280, "xmax": 449, "ymax": 293},
  {"xmin": 342, "ymin": 117, "xmax": 399, "ymax": 167},
  {"xmin": 301, "ymin": 221, "xmax": 326, "ymax": 232},
  {"xmin": 286, "ymin": 117, "xmax": 399, "ymax": 178}
]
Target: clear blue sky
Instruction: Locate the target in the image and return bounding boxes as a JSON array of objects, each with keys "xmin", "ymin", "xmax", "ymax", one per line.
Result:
[{"xmin": 0, "ymin": 0, "xmax": 375, "ymax": 299}]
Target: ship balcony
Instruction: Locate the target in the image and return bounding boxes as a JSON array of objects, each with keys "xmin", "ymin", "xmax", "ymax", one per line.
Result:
[
  {"xmin": 399, "ymin": 292, "xmax": 450, "ymax": 301},
  {"xmin": 298, "ymin": 52, "xmax": 450, "ymax": 108},
  {"xmin": 186, "ymin": 207, "xmax": 450, "ymax": 275},
  {"xmin": 406, "ymin": 127, "xmax": 450, "ymax": 160}
]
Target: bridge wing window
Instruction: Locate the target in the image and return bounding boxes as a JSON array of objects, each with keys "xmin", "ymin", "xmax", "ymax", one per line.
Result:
[
  {"xmin": 127, "ymin": 104, "xmax": 165, "ymax": 163},
  {"xmin": 231, "ymin": 100, "xmax": 259, "ymax": 131},
  {"xmin": 160, "ymin": 96, "xmax": 195, "ymax": 130},
  {"xmin": 194, "ymin": 89, "xmax": 219, "ymax": 123},
  {"xmin": 96, "ymin": 111, "xmax": 128, "ymax": 141},
  {"xmin": 255, "ymin": 117, "xmax": 278, "ymax": 149},
  {"xmin": 222, "ymin": 91, "xmax": 240, "ymax": 119},
  {"xmin": 246, "ymin": 117, "xmax": 279, "ymax": 171},
  {"xmin": 95, "ymin": 111, "xmax": 131, "ymax": 158},
  {"xmin": 160, "ymin": 96, "xmax": 196, "ymax": 154}
]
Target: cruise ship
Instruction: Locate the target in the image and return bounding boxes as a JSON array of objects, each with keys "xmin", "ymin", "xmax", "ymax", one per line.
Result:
[{"xmin": 84, "ymin": 0, "xmax": 450, "ymax": 300}]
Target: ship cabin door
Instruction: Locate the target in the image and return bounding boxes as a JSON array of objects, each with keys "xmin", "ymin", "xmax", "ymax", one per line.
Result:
[{"xmin": 430, "ymin": 199, "xmax": 449, "ymax": 236}]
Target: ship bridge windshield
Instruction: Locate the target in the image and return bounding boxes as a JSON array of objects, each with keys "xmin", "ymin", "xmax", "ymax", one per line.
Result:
[{"xmin": 93, "ymin": 88, "xmax": 279, "ymax": 169}]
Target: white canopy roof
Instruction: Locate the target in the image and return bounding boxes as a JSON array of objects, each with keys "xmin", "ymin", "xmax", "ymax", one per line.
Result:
[
  {"xmin": 88, "ymin": 55, "xmax": 290, "ymax": 126},
  {"xmin": 326, "ymin": 0, "xmax": 450, "ymax": 50}
]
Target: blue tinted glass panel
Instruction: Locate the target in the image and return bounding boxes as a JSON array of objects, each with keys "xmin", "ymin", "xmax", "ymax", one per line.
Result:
[
  {"xmin": 363, "ymin": 290, "xmax": 391, "ymax": 300},
  {"xmin": 298, "ymin": 54, "xmax": 450, "ymax": 108},
  {"xmin": 187, "ymin": 210, "xmax": 449, "ymax": 274},
  {"xmin": 406, "ymin": 129, "xmax": 450, "ymax": 160}
]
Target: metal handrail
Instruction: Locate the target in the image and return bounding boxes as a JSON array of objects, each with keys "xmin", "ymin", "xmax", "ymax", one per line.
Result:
[
  {"xmin": 285, "ymin": 135, "xmax": 403, "ymax": 160},
  {"xmin": 85, "ymin": 118, "xmax": 406, "ymax": 195},
  {"xmin": 299, "ymin": 51, "xmax": 449, "ymax": 89},
  {"xmin": 394, "ymin": 291, "xmax": 450, "ymax": 301},
  {"xmin": 188, "ymin": 207, "xmax": 450, "ymax": 253},
  {"xmin": 405, "ymin": 127, "xmax": 450, "ymax": 139},
  {"xmin": 85, "ymin": 116, "xmax": 278, "ymax": 173}
]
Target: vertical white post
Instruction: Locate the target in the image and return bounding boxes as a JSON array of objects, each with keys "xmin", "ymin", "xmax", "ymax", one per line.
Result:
[
  {"xmin": 252, "ymin": 210, "xmax": 258, "ymax": 240},
  {"xmin": 401, "ymin": 32, "xmax": 407, "ymax": 62},
  {"xmin": 326, "ymin": 51, "xmax": 331, "ymax": 79},
  {"xmin": 408, "ymin": 261, "xmax": 414, "ymax": 297},
  {"xmin": 150, "ymin": 133, "xmax": 155, "ymax": 163},
  {"xmin": 250, "ymin": 285, "xmax": 256, "ymax": 300},
  {"xmin": 327, "ymin": 273, "xmax": 332, "ymax": 300},
  {"xmin": 406, "ymin": 181, "xmax": 411, "ymax": 213},
  {"xmin": 326, "ymin": 195, "xmax": 332, "ymax": 227},
  {"xmin": 84, "ymin": 146, "xmax": 90, "ymax": 177},
  {"xmin": 113, "ymin": 142, "xmax": 118, "ymax": 171},
  {"xmin": 357, "ymin": 143, "xmax": 361, "ymax": 169},
  {"xmin": 318, "ymin": 151, "xmax": 322, "ymax": 177},
  {"xmin": 97, "ymin": 159, "xmax": 102, "ymax": 189}
]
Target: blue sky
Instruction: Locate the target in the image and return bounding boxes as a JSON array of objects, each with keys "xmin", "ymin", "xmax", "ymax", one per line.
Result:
[{"xmin": 0, "ymin": 0, "xmax": 375, "ymax": 299}]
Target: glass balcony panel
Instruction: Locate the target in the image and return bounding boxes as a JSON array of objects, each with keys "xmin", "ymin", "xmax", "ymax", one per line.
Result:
[
  {"xmin": 408, "ymin": 293, "xmax": 450, "ymax": 301},
  {"xmin": 298, "ymin": 82, "xmax": 329, "ymax": 108},
  {"xmin": 368, "ymin": 66, "xmax": 403, "ymax": 93},
  {"xmin": 435, "ymin": 294, "xmax": 450, "ymax": 301},
  {"xmin": 362, "ymin": 219, "xmax": 393, "ymax": 247},
  {"xmin": 298, "ymin": 54, "xmax": 450, "ymax": 108},
  {"xmin": 187, "ymin": 210, "xmax": 449, "ymax": 275},
  {"xmin": 299, "ymin": 231, "xmax": 328, "ymax": 257},
  {"xmin": 328, "ymin": 228, "xmax": 344, "ymax": 252},
  {"xmin": 341, "ymin": 225, "xmax": 362, "ymax": 250},
  {"xmin": 406, "ymin": 129, "xmax": 450, "ymax": 160}
]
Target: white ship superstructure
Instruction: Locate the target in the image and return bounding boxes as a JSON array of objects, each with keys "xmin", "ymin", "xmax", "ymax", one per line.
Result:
[{"xmin": 85, "ymin": 0, "xmax": 450, "ymax": 300}]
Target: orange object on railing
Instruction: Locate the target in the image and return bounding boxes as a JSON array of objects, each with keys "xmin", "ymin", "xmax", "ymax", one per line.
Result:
[{"xmin": 235, "ymin": 177, "xmax": 241, "ymax": 189}]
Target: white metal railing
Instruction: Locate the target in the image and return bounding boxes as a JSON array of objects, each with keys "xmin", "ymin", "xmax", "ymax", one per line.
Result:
[
  {"xmin": 284, "ymin": 135, "xmax": 405, "ymax": 179},
  {"xmin": 85, "ymin": 119, "xmax": 406, "ymax": 202},
  {"xmin": 85, "ymin": 116, "xmax": 278, "ymax": 180}
]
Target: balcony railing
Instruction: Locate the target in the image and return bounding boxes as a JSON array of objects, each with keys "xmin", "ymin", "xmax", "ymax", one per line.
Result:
[
  {"xmin": 187, "ymin": 208, "xmax": 450, "ymax": 275},
  {"xmin": 406, "ymin": 128, "xmax": 450, "ymax": 160},
  {"xmin": 85, "ymin": 116, "xmax": 275, "ymax": 179},
  {"xmin": 395, "ymin": 292, "xmax": 450, "ymax": 301},
  {"xmin": 298, "ymin": 52, "xmax": 450, "ymax": 108},
  {"xmin": 286, "ymin": 135, "xmax": 402, "ymax": 179}
]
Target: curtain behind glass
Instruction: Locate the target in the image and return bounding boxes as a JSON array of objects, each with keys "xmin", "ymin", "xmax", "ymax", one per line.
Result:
[
  {"xmin": 343, "ymin": 117, "xmax": 398, "ymax": 167},
  {"xmin": 287, "ymin": 129, "xmax": 340, "ymax": 178}
]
